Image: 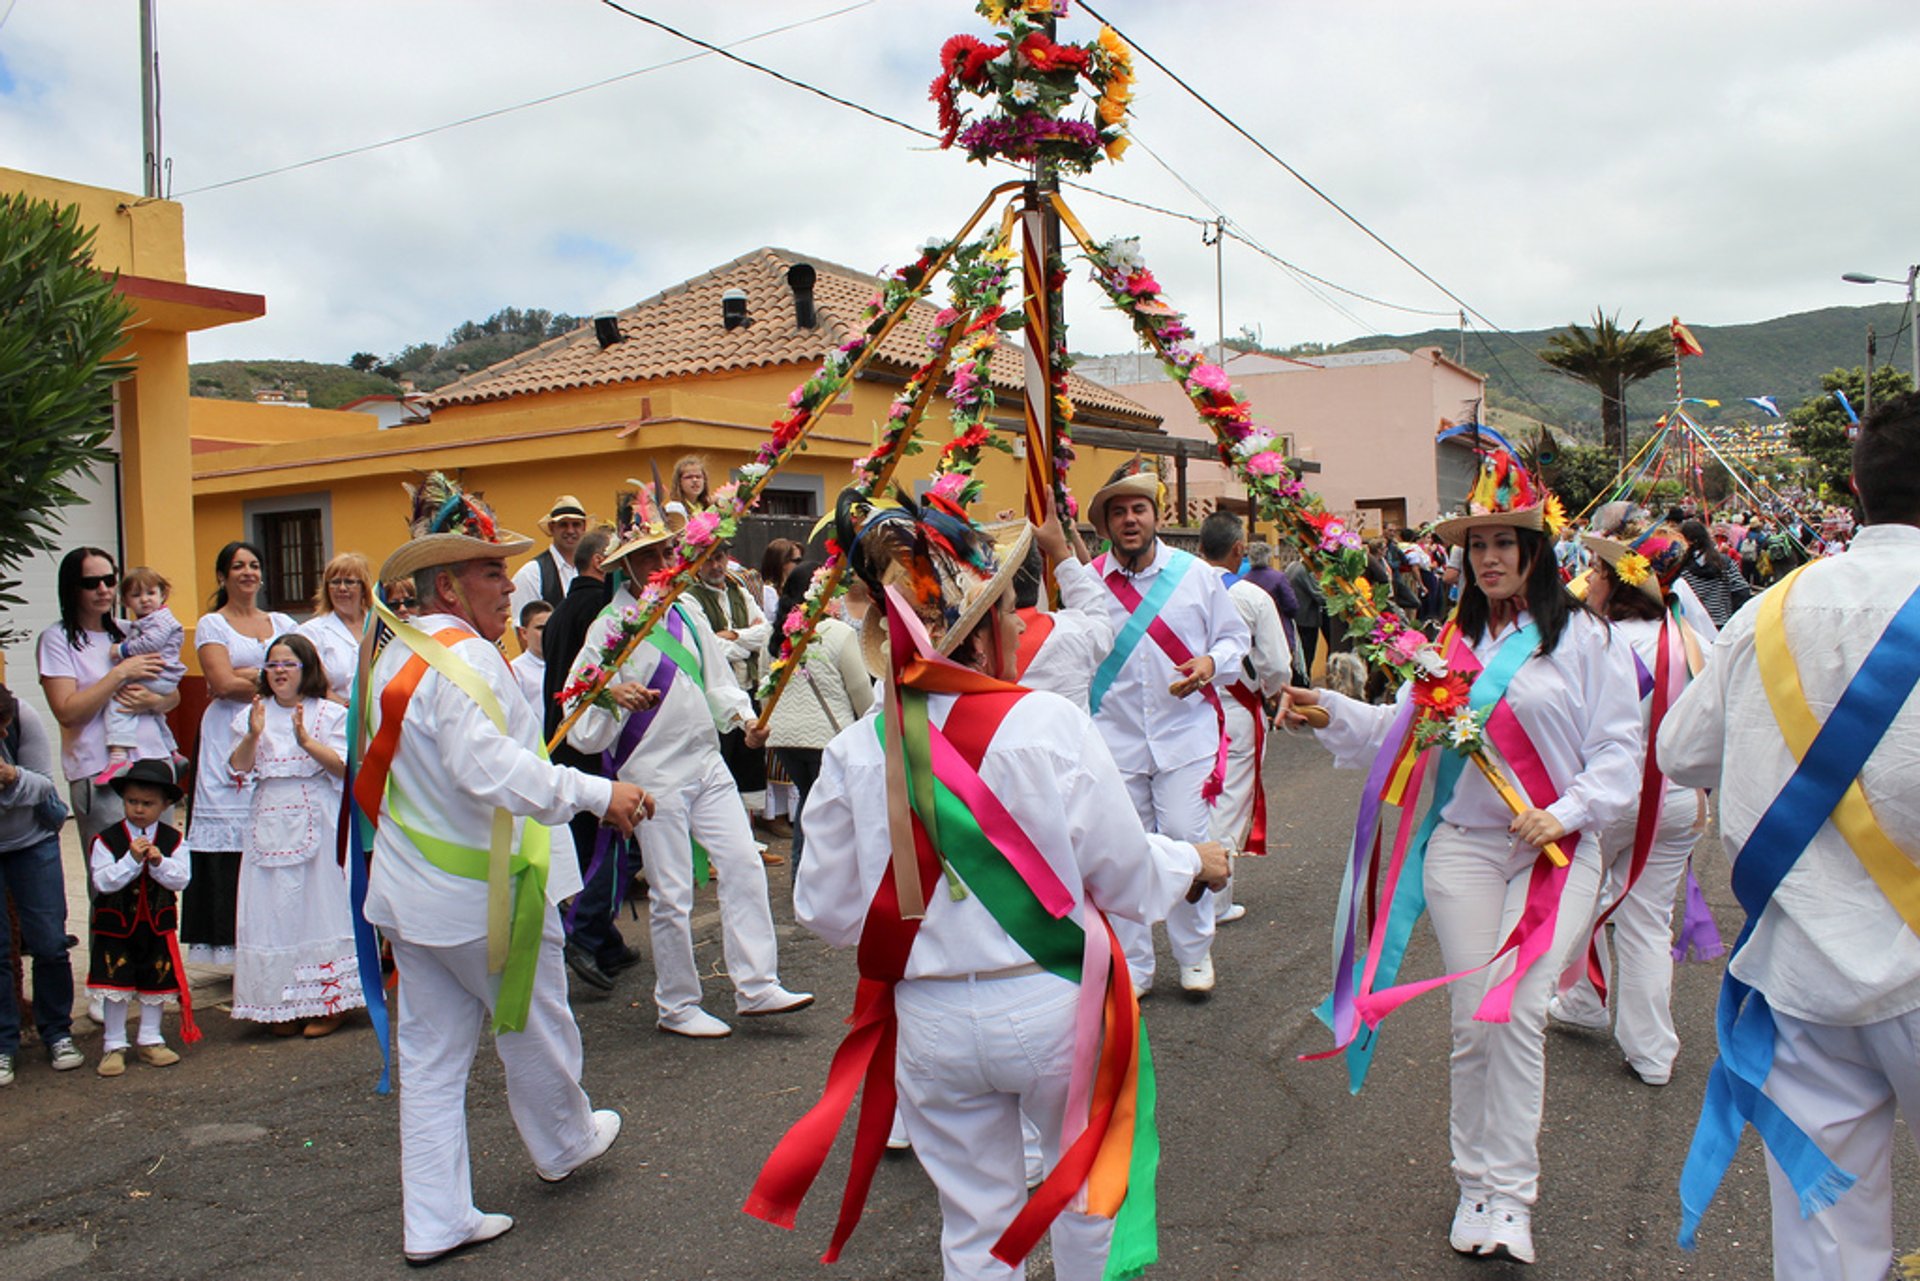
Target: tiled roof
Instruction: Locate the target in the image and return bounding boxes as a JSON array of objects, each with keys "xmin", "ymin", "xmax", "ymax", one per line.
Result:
[{"xmin": 423, "ymin": 247, "xmax": 1157, "ymax": 426}]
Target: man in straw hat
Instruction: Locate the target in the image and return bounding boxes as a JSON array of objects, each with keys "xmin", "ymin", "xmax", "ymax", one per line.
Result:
[
  {"xmin": 1659, "ymin": 392, "xmax": 1920, "ymax": 1280},
  {"xmin": 360, "ymin": 474, "xmax": 652, "ymax": 1265},
  {"xmin": 1079, "ymin": 459, "xmax": 1250, "ymax": 997},
  {"xmin": 565, "ymin": 488, "xmax": 811, "ymax": 1039},
  {"xmin": 749, "ymin": 487, "xmax": 1229, "ymax": 1279},
  {"xmin": 509, "ymin": 493, "xmax": 593, "ymax": 621}
]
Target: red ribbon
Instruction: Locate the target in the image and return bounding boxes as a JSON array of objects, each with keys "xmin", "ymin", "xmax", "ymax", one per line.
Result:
[
  {"xmin": 1099, "ymin": 563, "xmax": 1230, "ymax": 803},
  {"xmin": 1223, "ymin": 681, "xmax": 1268, "ymax": 855}
]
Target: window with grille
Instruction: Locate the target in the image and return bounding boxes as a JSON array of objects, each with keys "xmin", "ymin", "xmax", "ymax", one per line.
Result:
[
  {"xmin": 757, "ymin": 488, "xmax": 816, "ymax": 518},
  {"xmin": 257, "ymin": 508, "xmax": 324, "ymax": 614}
]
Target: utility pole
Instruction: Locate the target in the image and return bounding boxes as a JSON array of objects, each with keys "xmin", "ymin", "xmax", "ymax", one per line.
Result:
[
  {"xmin": 1865, "ymin": 325, "xmax": 1877, "ymax": 421},
  {"xmin": 139, "ymin": 0, "xmax": 161, "ymax": 196},
  {"xmin": 1457, "ymin": 309, "xmax": 1466, "ymax": 364},
  {"xmin": 1203, "ymin": 217, "xmax": 1226, "ymax": 365}
]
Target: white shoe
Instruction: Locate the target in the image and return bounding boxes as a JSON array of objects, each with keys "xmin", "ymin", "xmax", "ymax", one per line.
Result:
[
  {"xmin": 538, "ymin": 1109, "xmax": 621, "ymax": 1182},
  {"xmin": 1547, "ymin": 994, "xmax": 1608, "ymax": 1030},
  {"xmin": 737, "ymin": 985, "xmax": 815, "ymax": 1017},
  {"xmin": 1483, "ymin": 1198, "xmax": 1535, "ymax": 1264},
  {"xmin": 1178, "ymin": 955, "xmax": 1215, "ymax": 994},
  {"xmin": 1448, "ymin": 1190, "xmax": 1490, "ymax": 1255},
  {"xmin": 657, "ymin": 1007, "xmax": 733, "ymax": 1039},
  {"xmin": 404, "ymin": 1212, "xmax": 513, "ymax": 1265},
  {"xmin": 886, "ymin": 1111, "xmax": 911, "ymax": 1151},
  {"xmin": 1628, "ymin": 1060, "xmax": 1671, "ymax": 1087},
  {"xmin": 1216, "ymin": 903, "xmax": 1248, "ymax": 925}
]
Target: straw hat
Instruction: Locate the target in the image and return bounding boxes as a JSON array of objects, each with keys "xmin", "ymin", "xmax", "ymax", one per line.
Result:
[
  {"xmin": 1582, "ymin": 532, "xmax": 1685, "ymax": 603},
  {"xmin": 838, "ymin": 488, "xmax": 1033, "ymax": 679},
  {"xmin": 379, "ymin": 472, "xmax": 533, "ymax": 584},
  {"xmin": 1085, "ymin": 457, "xmax": 1165, "ymax": 544},
  {"xmin": 1431, "ymin": 434, "xmax": 1565, "ymax": 547},
  {"xmin": 604, "ymin": 484, "xmax": 678, "ymax": 565},
  {"xmin": 536, "ymin": 494, "xmax": 591, "ymax": 534}
]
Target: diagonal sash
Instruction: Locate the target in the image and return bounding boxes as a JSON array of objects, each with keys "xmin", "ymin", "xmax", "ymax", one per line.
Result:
[{"xmin": 1677, "ymin": 571, "xmax": 1920, "ymax": 1247}]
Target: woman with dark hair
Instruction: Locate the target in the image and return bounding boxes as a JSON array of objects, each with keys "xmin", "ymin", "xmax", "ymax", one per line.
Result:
[
  {"xmin": 1549, "ymin": 532, "xmax": 1706, "ymax": 1090},
  {"xmin": 1285, "ymin": 454, "xmax": 1642, "ymax": 1265},
  {"xmin": 756, "ymin": 539, "xmax": 804, "ymax": 620},
  {"xmin": 1677, "ymin": 517, "xmax": 1750, "ymax": 628},
  {"xmin": 184, "ymin": 540, "xmax": 297, "ymax": 965},
  {"xmin": 760, "ymin": 562, "xmax": 873, "ymax": 871},
  {"xmin": 226, "ymin": 633, "xmax": 360, "ymax": 1036},
  {"xmin": 37, "ymin": 547, "xmax": 179, "ymax": 847}
]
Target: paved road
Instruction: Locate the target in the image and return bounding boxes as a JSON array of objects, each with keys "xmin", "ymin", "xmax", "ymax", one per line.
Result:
[{"xmin": 2, "ymin": 734, "xmax": 1913, "ymax": 1279}]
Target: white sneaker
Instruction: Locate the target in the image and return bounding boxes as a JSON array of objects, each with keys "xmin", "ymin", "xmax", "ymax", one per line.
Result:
[
  {"xmin": 1483, "ymin": 1198, "xmax": 1535, "ymax": 1264},
  {"xmin": 1628, "ymin": 1060, "xmax": 1672, "ymax": 1087},
  {"xmin": 657, "ymin": 1007, "xmax": 733, "ymax": 1039},
  {"xmin": 47, "ymin": 1037, "xmax": 84, "ymax": 1071},
  {"xmin": 737, "ymin": 985, "xmax": 815, "ymax": 1017},
  {"xmin": 538, "ymin": 1109, "xmax": 621, "ymax": 1182},
  {"xmin": 0, "ymin": 1053, "xmax": 14, "ymax": 1087},
  {"xmin": 404, "ymin": 1212, "xmax": 514, "ymax": 1265},
  {"xmin": 1216, "ymin": 903, "xmax": 1248, "ymax": 925},
  {"xmin": 1448, "ymin": 1191, "xmax": 1491, "ymax": 1255},
  {"xmin": 1547, "ymin": 994, "xmax": 1608, "ymax": 1031},
  {"xmin": 886, "ymin": 1110, "xmax": 911, "ymax": 1151},
  {"xmin": 1178, "ymin": 955, "xmax": 1215, "ymax": 994}
]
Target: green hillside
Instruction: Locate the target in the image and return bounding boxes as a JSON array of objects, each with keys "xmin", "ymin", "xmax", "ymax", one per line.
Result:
[
  {"xmin": 188, "ymin": 360, "xmax": 399, "ymax": 410},
  {"xmin": 1332, "ymin": 302, "xmax": 1911, "ymax": 435}
]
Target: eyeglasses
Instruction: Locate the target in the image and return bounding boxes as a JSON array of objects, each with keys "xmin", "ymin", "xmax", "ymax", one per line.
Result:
[
  {"xmin": 263, "ymin": 660, "xmax": 303, "ymax": 671},
  {"xmin": 80, "ymin": 574, "xmax": 117, "ymax": 590}
]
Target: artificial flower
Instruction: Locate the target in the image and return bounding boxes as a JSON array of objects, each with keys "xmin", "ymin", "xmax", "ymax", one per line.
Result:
[
  {"xmin": 1615, "ymin": 551, "xmax": 1651, "ymax": 587},
  {"xmin": 1009, "ymin": 80, "xmax": 1039, "ymax": 106},
  {"xmin": 929, "ymin": 471, "xmax": 970, "ymax": 501},
  {"xmin": 1189, "ymin": 363, "xmax": 1232, "ymax": 395},
  {"xmin": 1543, "ymin": 493, "xmax": 1568, "ymax": 535},
  {"xmin": 1246, "ymin": 451, "xmax": 1287, "ymax": 476},
  {"xmin": 1412, "ymin": 674, "xmax": 1473, "ymax": 715},
  {"xmin": 1447, "ymin": 710, "xmax": 1483, "ymax": 749},
  {"xmin": 682, "ymin": 510, "xmax": 722, "ymax": 546}
]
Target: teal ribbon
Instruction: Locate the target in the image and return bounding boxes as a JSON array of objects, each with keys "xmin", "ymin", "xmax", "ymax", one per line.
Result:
[{"xmin": 1088, "ymin": 550, "xmax": 1195, "ymax": 715}]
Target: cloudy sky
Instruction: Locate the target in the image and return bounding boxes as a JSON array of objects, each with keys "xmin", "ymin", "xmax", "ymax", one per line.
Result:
[{"xmin": 6, "ymin": 1, "xmax": 1918, "ymax": 369}]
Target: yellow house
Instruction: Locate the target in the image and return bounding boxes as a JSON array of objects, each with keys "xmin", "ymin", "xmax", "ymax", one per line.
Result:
[{"xmin": 190, "ymin": 246, "xmax": 1172, "ymax": 625}]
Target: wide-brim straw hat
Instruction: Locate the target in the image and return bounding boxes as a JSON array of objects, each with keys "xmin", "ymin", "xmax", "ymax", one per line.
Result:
[
  {"xmin": 379, "ymin": 529, "xmax": 534, "ymax": 583},
  {"xmin": 858, "ymin": 520, "xmax": 1036, "ymax": 679},
  {"xmin": 380, "ymin": 473, "xmax": 534, "ymax": 583},
  {"xmin": 603, "ymin": 481, "xmax": 678, "ymax": 564},
  {"xmin": 1582, "ymin": 532, "xmax": 1683, "ymax": 602},
  {"xmin": 536, "ymin": 495, "xmax": 591, "ymax": 534},
  {"xmin": 1086, "ymin": 471, "xmax": 1163, "ymax": 544},
  {"xmin": 1431, "ymin": 504, "xmax": 1548, "ymax": 548}
]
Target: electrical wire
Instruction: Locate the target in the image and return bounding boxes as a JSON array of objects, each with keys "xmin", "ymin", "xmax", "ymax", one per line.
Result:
[{"xmin": 171, "ymin": 1, "xmax": 876, "ymax": 197}]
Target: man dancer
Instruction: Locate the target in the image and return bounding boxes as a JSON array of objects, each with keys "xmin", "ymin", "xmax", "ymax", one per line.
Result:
[
  {"xmin": 361, "ymin": 477, "xmax": 651, "ymax": 1264},
  {"xmin": 510, "ymin": 494, "xmax": 591, "ymax": 620},
  {"xmin": 1197, "ymin": 512, "xmax": 1291, "ymax": 926},
  {"xmin": 686, "ymin": 543, "xmax": 777, "ymax": 858},
  {"xmin": 1010, "ymin": 510, "xmax": 1113, "ymax": 712},
  {"xmin": 1081, "ymin": 464, "xmax": 1249, "ymax": 995},
  {"xmin": 1660, "ymin": 393, "xmax": 1920, "ymax": 1281},
  {"xmin": 565, "ymin": 510, "xmax": 811, "ymax": 1038}
]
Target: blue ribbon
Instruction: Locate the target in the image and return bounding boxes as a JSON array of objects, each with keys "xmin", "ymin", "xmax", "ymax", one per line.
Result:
[
  {"xmin": 341, "ymin": 614, "xmax": 393, "ymax": 1093},
  {"xmin": 1677, "ymin": 580, "xmax": 1920, "ymax": 1247},
  {"xmin": 1088, "ymin": 549, "xmax": 1196, "ymax": 716}
]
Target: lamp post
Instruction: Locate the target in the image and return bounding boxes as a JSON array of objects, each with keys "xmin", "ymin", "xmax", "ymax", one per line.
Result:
[{"xmin": 1841, "ymin": 265, "xmax": 1920, "ymax": 391}]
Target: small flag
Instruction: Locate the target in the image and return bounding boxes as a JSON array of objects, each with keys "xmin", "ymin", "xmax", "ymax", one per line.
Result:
[
  {"xmin": 1671, "ymin": 317, "xmax": 1705, "ymax": 359},
  {"xmin": 1681, "ymin": 397, "xmax": 1721, "ymax": 408},
  {"xmin": 1834, "ymin": 390, "xmax": 1859, "ymax": 424},
  {"xmin": 1746, "ymin": 396, "xmax": 1781, "ymax": 418}
]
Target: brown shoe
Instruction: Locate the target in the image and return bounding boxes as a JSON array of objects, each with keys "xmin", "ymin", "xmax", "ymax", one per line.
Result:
[
  {"xmin": 97, "ymin": 1049, "xmax": 127, "ymax": 1078},
  {"xmin": 303, "ymin": 1014, "xmax": 346, "ymax": 1039},
  {"xmin": 760, "ymin": 849, "xmax": 787, "ymax": 867},
  {"xmin": 136, "ymin": 1043, "xmax": 180, "ymax": 1067}
]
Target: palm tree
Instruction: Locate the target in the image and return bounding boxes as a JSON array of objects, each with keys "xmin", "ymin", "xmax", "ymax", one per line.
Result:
[{"xmin": 1539, "ymin": 309, "xmax": 1673, "ymax": 464}]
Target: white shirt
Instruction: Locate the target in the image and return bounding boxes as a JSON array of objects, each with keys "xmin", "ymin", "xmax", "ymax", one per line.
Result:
[
  {"xmin": 1018, "ymin": 556, "xmax": 1117, "ymax": 713},
  {"xmin": 1316, "ymin": 608, "xmax": 1643, "ymax": 837},
  {"xmin": 90, "ymin": 821, "xmax": 192, "ymax": 894},
  {"xmin": 508, "ymin": 547, "xmax": 578, "ymax": 627},
  {"xmin": 1087, "ymin": 541, "xmax": 1252, "ymax": 774},
  {"xmin": 508, "ymin": 652, "xmax": 546, "ymax": 714},
  {"xmin": 297, "ymin": 611, "xmax": 364, "ymax": 701},
  {"xmin": 796, "ymin": 690, "xmax": 1202, "ymax": 978},
  {"xmin": 361, "ymin": 613, "xmax": 606, "ymax": 947},
  {"xmin": 566, "ymin": 600, "xmax": 754, "ymax": 791},
  {"xmin": 1218, "ymin": 568, "xmax": 1292, "ymax": 698},
  {"xmin": 688, "ymin": 572, "xmax": 772, "ymax": 693},
  {"xmin": 1657, "ymin": 523, "xmax": 1920, "ymax": 1025}
]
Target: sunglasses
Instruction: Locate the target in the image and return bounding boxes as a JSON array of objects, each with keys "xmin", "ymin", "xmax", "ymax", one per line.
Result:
[
  {"xmin": 263, "ymin": 660, "xmax": 303, "ymax": 671},
  {"xmin": 80, "ymin": 573, "xmax": 118, "ymax": 590}
]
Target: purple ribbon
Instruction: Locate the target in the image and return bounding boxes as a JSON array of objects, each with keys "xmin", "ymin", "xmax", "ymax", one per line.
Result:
[
  {"xmin": 1321, "ymin": 698, "xmax": 1417, "ymax": 1048},
  {"xmin": 1631, "ymin": 649, "xmax": 1655, "ymax": 700},
  {"xmin": 568, "ymin": 608, "xmax": 686, "ymax": 931},
  {"xmin": 1671, "ymin": 861, "xmax": 1726, "ymax": 962}
]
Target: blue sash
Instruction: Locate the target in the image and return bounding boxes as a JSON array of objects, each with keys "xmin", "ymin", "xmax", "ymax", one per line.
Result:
[
  {"xmin": 1088, "ymin": 549, "xmax": 1196, "ymax": 715},
  {"xmin": 1677, "ymin": 580, "xmax": 1920, "ymax": 1247},
  {"xmin": 1323, "ymin": 622, "xmax": 1540, "ymax": 1091}
]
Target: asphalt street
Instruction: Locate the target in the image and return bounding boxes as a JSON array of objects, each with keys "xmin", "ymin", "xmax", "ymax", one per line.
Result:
[{"xmin": 1, "ymin": 732, "xmax": 1913, "ymax": 1280}]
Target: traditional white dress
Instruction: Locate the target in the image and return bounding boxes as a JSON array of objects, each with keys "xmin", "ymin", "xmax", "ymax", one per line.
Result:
[
  {"xmin": 229, "ymin": 696, "xmax": 364, "ymax": 1023},
  {"xmin": 297, "ymin": 610, "xmax": 364, "ymax": 701}
]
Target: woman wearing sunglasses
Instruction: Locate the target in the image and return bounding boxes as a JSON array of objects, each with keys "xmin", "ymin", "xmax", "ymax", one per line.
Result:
[{"xmin": 37, "ymin": 547, "xmax": 180, "ymax": 848}]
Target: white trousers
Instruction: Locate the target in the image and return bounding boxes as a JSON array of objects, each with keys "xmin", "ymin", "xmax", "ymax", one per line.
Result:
[
  {"xmin": 1554, "ymin": 788, "xmax": 1699, "ymax": 1078},
  {"xmin": 894, "ymin": 971, "xmax": 1112, "ymax": 1281},
  {"xmin": 638, "ymin": 756, "xmax": 781, "ymax": 1018},
  {"xmin": 1762, "ymin": 1007, "xmax": 1920, "ymax": 1281},
  {"xmin": 1423, "ymin": 823, "xmax": 1602, "ymax": 1206},
  {"xmin": 1111, "ymin": 757, "xmax": 1214, "ymax": 988},
  {"xmin": 389, "ymin": 911, "xmax": 598, "ymax": 1257},
  {"xmin": 1208, "ymin": 698, "xmax": 1265, "ymax": 920}
]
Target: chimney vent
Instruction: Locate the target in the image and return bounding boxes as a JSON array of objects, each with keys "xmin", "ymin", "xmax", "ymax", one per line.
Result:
[
  {"xmin": 722, "ymin": 289, "xmax": 749, "ymax": 331},
  {"xmin": 593, "ymin": 313, "xmax": 623, "ymax": 348},
  {"xmin": 786, "ymin": 263, "xmax": 818, "ymax": 329}
]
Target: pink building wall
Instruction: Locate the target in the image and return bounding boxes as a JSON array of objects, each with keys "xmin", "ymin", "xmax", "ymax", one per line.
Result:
[{"xmin": 1088, "ymin": 346, "xmax": 1487, "ymax": 535}]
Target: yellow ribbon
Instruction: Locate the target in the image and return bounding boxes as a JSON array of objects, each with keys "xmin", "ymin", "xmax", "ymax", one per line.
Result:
[{"xmin": 1756, "ymin": 565, "xmax": 1920, "ymax": 937}]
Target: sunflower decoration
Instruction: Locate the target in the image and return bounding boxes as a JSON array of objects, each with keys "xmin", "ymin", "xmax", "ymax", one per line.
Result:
[
  {"xmin": 1543, "ymin": 493, "xmax": 1569, "ymax": 536},
  {"xmin": 1614, "ymin": 550, "xmax": 1652, "ymax": 588}
]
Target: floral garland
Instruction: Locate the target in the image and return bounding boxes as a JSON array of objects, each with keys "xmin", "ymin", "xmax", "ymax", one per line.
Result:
[
  {"xmin": 556, "ymin": 604, "xmax": 653, "ymax": 713},
  {"xmin": 929, "ymin": 236, "xmax": 1022, "ymax": 507},
  {"xmin": 930, "ymin": 1, "xmax": 1133, "ymax": 174}
]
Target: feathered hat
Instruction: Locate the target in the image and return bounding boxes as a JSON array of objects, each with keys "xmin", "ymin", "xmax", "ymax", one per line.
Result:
[
  {"xmin": 1431, "ymin": 424, "xmax": 1567, "ymax": 547},
  {"xmin": 379, "ymin": 472, "xmax": 533, "ymax": 583},
  {"xmin": 604, "ymin": 482, "xmax": 678, "ymax": 565},
  {"xmin": 1583, "ymin": 527, "xmax": 1686, "ymax": 603},
  {"xmin": 836, "ymin": 486, "xmax": 1034, "ymax": 678},
  {"xmin": 1085, "ymin": 454, "xmax": 1166, "ymax": 544}
]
